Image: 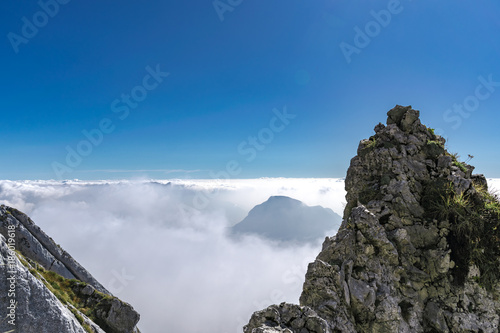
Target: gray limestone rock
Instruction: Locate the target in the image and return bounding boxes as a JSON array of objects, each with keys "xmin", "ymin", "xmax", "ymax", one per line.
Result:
[
  {"xmin": 0, "ymin": 234, "xmax": 89, "ymax": 333},
  {"xmin": 0, "ymin": 205, "xmax": 108, "ymax": 293},
  {"xmin": 244, "ymin": 105, "xmax": 500, "ymax": 333},
  {"xmin": 244, "ymin": 303, "xmax": 331, "ymax": 333},
  {"xmin": 0, "ymin": 205, "xmax": 141, "ymax": 333}
]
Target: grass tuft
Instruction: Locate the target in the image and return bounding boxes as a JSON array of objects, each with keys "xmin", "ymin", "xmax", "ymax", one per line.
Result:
[
  {"xmin": 422, "ymin": 180, "xmax": 500, "ymax": 290},
  {"xmin": 17, "ymin": 254, "xmax": 114, "ymax": 332},
  {"xmin": 452, "ymin": 160, "xmax": 468, "ymax": 173}
]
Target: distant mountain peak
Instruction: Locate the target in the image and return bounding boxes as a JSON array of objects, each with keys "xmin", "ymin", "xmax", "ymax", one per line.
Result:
[
  {"xmin": 267, "ymin": 195, "xmax": 300, "ymax": 201},
  {"xmin": 231, "ymin": 195, "xmax": 341, "ymax": 243}
]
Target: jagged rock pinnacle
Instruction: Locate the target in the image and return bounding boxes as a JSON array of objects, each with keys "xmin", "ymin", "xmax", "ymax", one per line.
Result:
[{"xmin": 244, "ymin": 105, "xmax": 500, "ymax": 333}]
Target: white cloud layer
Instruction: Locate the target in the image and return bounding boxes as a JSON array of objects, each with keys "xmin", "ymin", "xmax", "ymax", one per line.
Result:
[
  {"xmin": 487, "ymin": 178, "xmax": 500, "ymax": 193},
  {"xmin": 0, "ymin": 178, "xmax": 346, "ymax": 333},
  {"xmin": 1, "ymin": 178, "xmax": 498, "ymax": 332}
]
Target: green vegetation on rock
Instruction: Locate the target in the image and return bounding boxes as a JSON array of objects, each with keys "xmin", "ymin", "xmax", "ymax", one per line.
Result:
[
  {"xmin": 358, "ymin": 138, "xmax": 378, "ymax": 158},
  {"xmin": 19, "ymin": 254, "xmax": 118, "ymax": 333},
  {"xmin": 452, "ymin": 160, "xmax": 468, "ymax": 173},
  {"xmin": 425, "ymin": 140, "xmax": 445, "ymax": 159},
  {"xmin": 423, "ymin": 180, "xmax": 500, "ymax": 290}
]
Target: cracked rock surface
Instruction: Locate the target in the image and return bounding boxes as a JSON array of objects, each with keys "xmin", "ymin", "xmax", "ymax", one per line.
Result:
[
  {"xmin": 245, "ymin": 105, "xmax": 500, "ymax": 333},
  {"xmin": 0, "ymin": 205, "xmax": 141, "ymax": 333}
]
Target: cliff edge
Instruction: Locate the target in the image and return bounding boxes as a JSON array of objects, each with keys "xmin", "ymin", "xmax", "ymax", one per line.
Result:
[
  {"xmin": 0, "ymin": 205, "xmax": 140, "ymax": 333},
  {"xmin": 244, "ymin": 105, "xmax": 500, "ymax": 332}
]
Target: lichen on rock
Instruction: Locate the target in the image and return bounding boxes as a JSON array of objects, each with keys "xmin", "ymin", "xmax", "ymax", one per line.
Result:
[{"xmin": 244, "ymin": 105, "xmax": 500, "ymax": 333}]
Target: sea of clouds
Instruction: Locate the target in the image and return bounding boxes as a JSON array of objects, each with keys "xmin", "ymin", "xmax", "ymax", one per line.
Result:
[
  {"xmin": 1, "ymin": 177, "xmax": 498, "ymax": 332},
  {"xmin": 0, "ymin": 178, "xmax": 347, "ymax": 332}
]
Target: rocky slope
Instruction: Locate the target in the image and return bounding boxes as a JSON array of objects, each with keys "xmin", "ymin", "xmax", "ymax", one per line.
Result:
[
  {"xmin": 231, "ymin": 196, "xmax": 341, "ymax": 243},
  {"xmin": 0, "ymin": 205, "xmax": 140, "ymax": 333},
  {"xmin": 244, "ymin": 105, "xmax": 500, "ymax": 332}
]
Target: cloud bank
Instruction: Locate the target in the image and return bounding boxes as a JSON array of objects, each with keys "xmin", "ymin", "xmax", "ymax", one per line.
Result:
[
  {"xmin": 0, "ymin": 178, "xmax": 346, "ymax": 332},
  {"xmin": 1, "ymin": 178, "xmax": 498, "ymax": 332}
]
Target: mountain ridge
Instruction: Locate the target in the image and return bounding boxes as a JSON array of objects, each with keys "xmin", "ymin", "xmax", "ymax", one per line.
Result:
[{"xmin": 0, "ymin": 204, "xmax": 140, "ymax": 333}]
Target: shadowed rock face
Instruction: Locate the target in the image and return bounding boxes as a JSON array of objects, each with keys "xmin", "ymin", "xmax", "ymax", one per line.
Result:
[
  {"xmin": 0, "ymin": 205, "xmax": 140, "ymax": 333},
  {"xmin": 231, "ymin": 196, "xmax": 341, "ymax": 243},
  {"xmin": 244, "ymin": 105, "xmax": 500, "ymax": 333}
]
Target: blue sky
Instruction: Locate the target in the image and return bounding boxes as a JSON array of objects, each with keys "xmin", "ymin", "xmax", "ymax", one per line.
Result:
[{"xmin": 1, "ymin": 0, "xmax": 500, "ymax": 180}]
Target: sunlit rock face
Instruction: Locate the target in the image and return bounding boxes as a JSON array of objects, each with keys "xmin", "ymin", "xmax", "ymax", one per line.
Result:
[
  {"xmin": 244, "ymin": 105, "xmax": 500, "ymax": 333},
  {"xmin": 0, "ymin": 205, "xmax": 140, "ymax": 333}
]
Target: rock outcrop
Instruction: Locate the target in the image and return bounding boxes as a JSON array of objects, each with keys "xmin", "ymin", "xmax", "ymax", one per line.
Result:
[
  {"xmin": 244, "ymin": 105, "xmax": 500, "ymax": 332},
  {"xmin": 0, "ymin": 205, "xmax": 140, "ymax": 333}
]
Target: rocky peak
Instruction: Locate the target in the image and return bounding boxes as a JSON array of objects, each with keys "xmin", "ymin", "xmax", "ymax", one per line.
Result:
[{"xmin": 244, "ymin": 105, "xmax": 500, "ymax": 332}]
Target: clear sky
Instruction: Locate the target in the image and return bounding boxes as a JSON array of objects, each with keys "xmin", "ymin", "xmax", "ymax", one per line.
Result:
[{"xmin": 1, "ymin": 0, "xmax": 500, "ymax": 180}]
